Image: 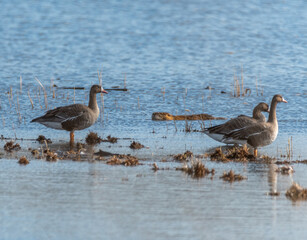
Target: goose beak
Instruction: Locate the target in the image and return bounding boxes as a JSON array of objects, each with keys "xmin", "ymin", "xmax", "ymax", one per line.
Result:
[
  {"xmin": 282, "ymin": 97, "xmax": 287, "ymax": 103},
  {"xmin": 101, "ymin": 89, "xmax": 108, "ymax": 94}
]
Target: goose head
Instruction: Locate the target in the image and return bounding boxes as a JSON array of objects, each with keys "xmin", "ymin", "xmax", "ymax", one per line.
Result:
[
  {"xmin": 273, "ymin": 94, "xmax": 287, "ymax": 103},
  {"xmin": 257, "ymin": 102, "xmax": 270, "ymax": 113},
  {"xmin": 91, "ymin": 85, "xmax": 108, "ymax": 94}
]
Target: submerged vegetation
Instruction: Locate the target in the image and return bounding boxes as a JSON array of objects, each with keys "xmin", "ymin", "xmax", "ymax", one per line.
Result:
[
  {"xmin": 220, "ymin": 170, "xmax": 247, "ymax": 182},
  {"xmin": 36, "ymin": 135, "xmax": 52, "ymax": 144},
  {"xmin": 107, "ymin": 155, "xmax": 139, "ymax": 166},
  {"xmin": 18, "ymin": 156, "xmax": 29, "ymax": 165},
  {"xmin": 286, "ymin": 183, "xmax": 307, "ymax": 201},
  {"xmin": 130, "ymin": 141, "xmax": 144, "ymax": 149},
  {"xmin": 85, "ymin": 132, "xmax": 103, "ymax": 145},
  {"xmin": 173, "ymin": 151, "xmax": 193, "ymax": 161},
  {"xmin": 176, "ymin": 159, "xmax": 215, "ymax": 179},
  {"xmin": 4, "ymin": 141, "xmax": 21, "ymax": 152},
  {"xmin": 208, "ymin": 145, "xmax": 268, "ymax": 162},
  {"xmin": 103, "ymin": 135, "xmax": 118, "ymax": 143}
]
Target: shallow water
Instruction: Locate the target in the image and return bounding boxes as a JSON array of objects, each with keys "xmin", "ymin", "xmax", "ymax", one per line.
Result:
[{"xmin": 0, "ymin": 0, "xmax": 307, "ymax": 239}]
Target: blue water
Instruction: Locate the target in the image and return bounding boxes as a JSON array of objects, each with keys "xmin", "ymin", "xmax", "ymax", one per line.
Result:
[{"xmin": 0, "ymin": 0, "xmax": 307, "ymax": 239}]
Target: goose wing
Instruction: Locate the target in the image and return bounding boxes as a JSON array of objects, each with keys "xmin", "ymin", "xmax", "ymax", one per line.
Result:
[
  {"xmin": 32, "ymin": 104, "xmax": 87, "ymax": 123},
  {"xmin": 206, "ymin": 116, "xmax": 256, "ymax": 135},
  {"xmin": 222, "ymin": 122, "xmax": 272, "ymax": 148}
]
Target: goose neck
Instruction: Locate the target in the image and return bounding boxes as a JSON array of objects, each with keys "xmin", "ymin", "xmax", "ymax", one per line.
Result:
[
  {"xmin": 88, "ymin": 91, "xmax": 98, "ymax": 112},
  {"xmin": 268, "ymin": 99, "xmax": 277, "ymax": 123}
]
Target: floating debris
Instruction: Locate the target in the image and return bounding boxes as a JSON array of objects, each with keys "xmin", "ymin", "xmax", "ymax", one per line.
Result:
[
  {"xmin": 220, "ymin": 170, "xmax": 247, "ymax": 182},
  {"xmin": 45, "ymin": 150, "xmax": 58, "ymax": 162},
  {"xmin": 36, "ymin": 135, "xmax": 52, "ymax": 144},
  {"xmin": 18, "ymin": 156, "xmax": 29, "ymax": 165},
  {"xmin": 286, "ymin": 182, "xmax": 307, "ymax": 201},
  {"xmin": 130, "ymin": 141, "xmax": 144, "ymax": 149},
  {"xmin": 268, "ymin": 192, "xmax": 280, "ymax": 196},
  {"xmin": 4, "ymin": 141, "xmax": 21, "ymax": 152},
  {"xmin": 152, "ymin": 163, "xmax": 159, "ymax": 171},
  {"xmin": 176, "ymin": 160, "xmax": 215, "ymax": 179},
  {"xmin": 94, "ymin": 149, "xmax": 114, "ymax": 157},
  {"xmin": 275, "ymin": 160, "xmax": 292, "ymax": 165},
  {"xmin": 260, "ymin": 155, "xmax": 276, "ymax": 162},
  {"xmin": 85, "ymin": 132, "xmax": 102, "ymax": 145},
  {"xmin": 62, "ymin": 150, "xmax": 82, "ymax": 161},
  {"xmin": 173, "ymin": 151, "xmax": 193, "ymax": 161},
  {"xmin": 151, "ymin": 163, "xmax": 171, "ymax": 171},
  {"xmin": 276, "ymin": 165, "xmax": 294, "ymax": 175},
  {"xmin": 276, "ymin": 159, "xmax": 307, "ymax": 165},
  {"xmin": 102, "ymin": 135, "xmax": 118, "ymax": 143},
  {"xmin": 107, "ymin": 155, "xmax": 139, "ymax": 166}
]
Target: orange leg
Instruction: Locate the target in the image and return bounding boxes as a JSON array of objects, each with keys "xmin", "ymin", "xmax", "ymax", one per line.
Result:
[
  {"xmin": 254, "ymin": 148, "xmax": 258, "ymax": 157},
  {"xmin": 70, "ymin": 131, "xmax": 74, "ymax": 147}
]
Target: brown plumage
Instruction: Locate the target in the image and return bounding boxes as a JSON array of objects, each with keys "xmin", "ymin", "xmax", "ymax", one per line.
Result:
[
  {"xmin": 223, "ymin": 95, "xmax": 287, "ymax": 156},
  {"xmin": 31, "ymin": 85, "xmax": 108, "ymax": 146},
  {"xmin": 204, "ymin": 102, "xmax": 270, "ymax": 144}
]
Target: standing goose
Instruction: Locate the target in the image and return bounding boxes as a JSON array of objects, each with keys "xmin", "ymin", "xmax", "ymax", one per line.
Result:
[
  {"xmin": 222, "ymin": 94, "xmax": 287, "ymax": 157},
  {"xmin": 31, "ymin": 85, "xmax": 108, "ymax": 146},
  {"xmin": 204, "ymin": 102, "xmax": 269, "ymax": 144}
]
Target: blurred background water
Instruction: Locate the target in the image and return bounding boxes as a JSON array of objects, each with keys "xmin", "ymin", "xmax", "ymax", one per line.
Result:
[{"xmin": 0, "ymin": 0, "xmax": 306, "ymax": 239}]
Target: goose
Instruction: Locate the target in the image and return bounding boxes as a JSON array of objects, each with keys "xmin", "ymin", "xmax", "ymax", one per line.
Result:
[
  {"xmin": 222, "ymin": 94, "xmax": 287, "ymax": 156},
  {"xmin": 204, "ymin": 102, "xmax": 269, "ymax": 144},
  {"xmin": 31, "ymin": 85, "xmax": 108, "ymax": 146}
]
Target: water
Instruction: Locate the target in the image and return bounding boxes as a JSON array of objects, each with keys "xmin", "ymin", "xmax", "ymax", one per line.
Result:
[{"xmin": 0, "ymin": 0, "xmax": 307, "ymax": 239}]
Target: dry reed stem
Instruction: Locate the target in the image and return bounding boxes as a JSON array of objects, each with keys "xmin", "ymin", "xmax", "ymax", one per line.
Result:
[
  {"xmin": 28, "ymin": 91, "xmax": 34, "ymax": 109},
  {"xmin": 35, "ymin": 77, "xmax": 48, "ymax": 109},
  {"xmin": 20, "ymin": 76, "xmax": 22, "ymax": 93},
  {"xmin": 287, "ymin": 136, "xmax": 293, "ymax": 160}
]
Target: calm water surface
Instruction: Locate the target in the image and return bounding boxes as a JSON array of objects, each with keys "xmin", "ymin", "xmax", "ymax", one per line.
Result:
[{"xmin": 0, "ymin": 0, "xmax": 306, "ymax": 239}]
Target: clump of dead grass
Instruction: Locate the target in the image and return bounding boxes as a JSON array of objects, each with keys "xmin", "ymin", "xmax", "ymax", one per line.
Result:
[
  {"xmin": 226, "ymin": 145, "xmax": 255, "ymax": 161},
  {"xmin": 209, "ymin": 145, "xmax": 256, "ymax": 162},
  {"xmin": 36, "ymin": 135, "xmax": 52, "ymax": 144},
  {"xmin": 85, "ymin": 132, "xmax": 102, "ymax": 145},
  {"xmin": 107, "ymin": 155, "xmax": 139, "ymax": 166},
  {"xmin": 18, "ymin": 156, "xmax": 29, "ymax": 165},
  {"xmin": 130, "ymin": 141, "xmax": 144, "ymax": 149},
  {"xmin": 173, "ymin": 150, "xmax": 193, "ymax": 161},
  {"xmin": 4, "ymin": 141, "xmax": 21, "ymax": 152},
  {"xmin": 286, "ymin": 182, "xmax": 307, "ymax": 201},
  {"xmin": 45, "ymin": 150, "xmax": 58, "ymax": 162},
  {"xmin": 220, "ymin": 170, "xmax": 247, "ymax": 182},
  {"xmin": 210, "ymin": 147, "xmax": 229, "ymax": 162},
  {"xmin": 177, "ymin": 159, "xmax": 215, "ymax": 179}
]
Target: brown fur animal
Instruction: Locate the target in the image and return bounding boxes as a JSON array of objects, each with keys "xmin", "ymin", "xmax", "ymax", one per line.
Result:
[{"xmin": 152, "ymin": 112, "xmax": 226, "ymax": 121}]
